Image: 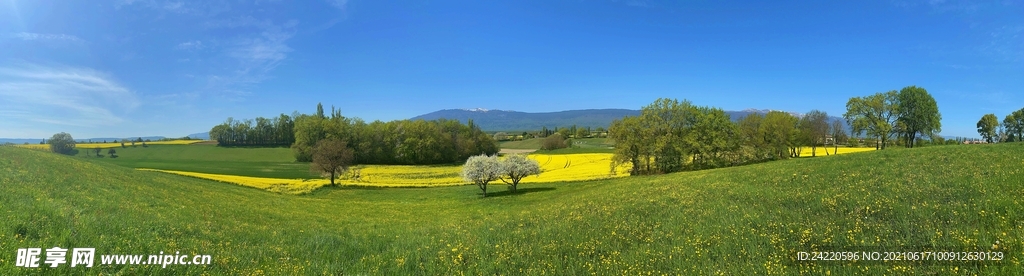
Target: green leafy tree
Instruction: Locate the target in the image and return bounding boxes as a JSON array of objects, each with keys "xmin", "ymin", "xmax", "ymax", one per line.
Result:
[
  {"xmin": 609, "ymin": 116, "xmax": 650, "ymax": 175},
  {"xmin": 498, "ymin": 154, "xmax": 541, "ymax": 193},
  {"xmin": 94, "ymin": 147, "xmax": 102, "ymax": 157},
  {"xmin": 310, "ymin": 138, "xmax": 354, "ymax": 186},
  {"xmin": 977, "ymin": 114, "xmax": 999, "ymax": 143},
  {"xmin": 575, "ymin": 127, "xmax": 589, "ymax": 139},
  {"xmin": 1003, "ymin": 108, "xmax": 1024, "ymax": 142},
  {"xmin": 761, "ymin": 111, "xmax": 799, "ymax": 159},
  {"xmin": 292, "ymin": 114, "xmax": 330, "ymax": 162},
  {"xmin": 557, "ymin": 128, "xmax": 571, "ymax": 139},
  {"xmin": 686, "ymin": 106, "xmax": 738, "ymax": 169},
  {"xmin": 895, "ymin": 86, "xmax": 942, "ymax": 148},
  {"xmin": 462, "ymin": 154, "xmax": 501, "ymax": 197},
  {"xmin": 48, "ymin": 132, "xmax": 76, "ymax": 155},
  {"xmin": 844, "ymin": 91, "xmax": 898, "ymax": 150},
  {"xmin": 799, "ymin": 110, "xmax": 830, "ymax": 156},
  {"xmin": 108, "ymin": 148, "xmax": 117, "ymax": 158},
  {"xmin": 641, "ymin": 98, "xmax": 695, "ymax": 173}
]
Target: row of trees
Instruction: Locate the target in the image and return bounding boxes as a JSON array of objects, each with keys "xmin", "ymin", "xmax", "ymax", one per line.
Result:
[
  {"xmin": 209, "ymin": 114, "xmax": 296, "ymax": 146},
  {"xmin": 977, "ymin": 108, "xmax": 1024, "ymax": 143},
  {"xmin": 256, "ymin": 103, "xmax": 500, "ymax": 165},
  {"xmin": 609, "ymin": 98, "xmax": 846, "ymax": 175},
  {"xmin": 537, "ymin": 126, "xmax": 606, "ymax": 139},
  {"xmin": 843, "ymin": 86, "xmax": 942, "ymax": 149}
]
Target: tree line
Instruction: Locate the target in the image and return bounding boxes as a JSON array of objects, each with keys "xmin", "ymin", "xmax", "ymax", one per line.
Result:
[
  {"xmin": 842, "ymin": 86, "xmax": 942, "ymax": 149},
  {"xmin": 209, "ymin": 114, "xmax": 297, "ymax": 146},
  {"xmin": 610, "ymin": 99, "xmax": 841, "ymax": 175},
  {"xmin": 610, "ymin": 86, "xmax": 942, "ymax": 176},
  {"xmin": 977, "ymin": 107, "xmax": 1024, "ymax": 143},
  {"xmin": 213, "ymin": 103, "xmax": 499, "ymax": 165}
]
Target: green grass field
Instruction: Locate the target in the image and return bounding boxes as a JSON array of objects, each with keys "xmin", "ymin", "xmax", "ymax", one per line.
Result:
[
  {"xmin": 498, "ymin": 138, "xmax": 544, "ymax": 149},
  {"xmin": 501, "ymin": 137, "xmax": 615, "ymax": 154},
  {"xmin": 81, "ymin": 144, "xmax": 312, "ymax": 179},
  {"xmin": 2, "ymin": 143, "xmax": 1022, "ymax": 274}
]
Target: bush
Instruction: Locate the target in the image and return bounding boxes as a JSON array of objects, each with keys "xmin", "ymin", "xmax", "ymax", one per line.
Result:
[
  {"xmin": 541, "ymin": 133, "xmax": 568, "ymax": 150},
  {"xmin": 48, "ymin": 132, "xmax": 76, "ymax": 155}
]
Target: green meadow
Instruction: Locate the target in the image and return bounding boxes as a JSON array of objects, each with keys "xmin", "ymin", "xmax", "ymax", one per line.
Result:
[
  {"xmin": 1, "ymin": 143, "xmax": 1022, "ymax": 274},
  {"xmin": 81, "ymin": 144, "xmax": 310, "ymax": 179},
  {"xmin": 500, "ymin": 137, "xmax": 615, "ymax": 154},
  {"xmin": 498, "ymin": 138, "xmax": 545, "ymax": 149}
]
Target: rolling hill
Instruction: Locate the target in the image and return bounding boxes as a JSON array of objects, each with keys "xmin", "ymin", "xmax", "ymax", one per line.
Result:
[{"xmin": 1, "ymin": 143, "xmax": 1020, "ymax": 274}]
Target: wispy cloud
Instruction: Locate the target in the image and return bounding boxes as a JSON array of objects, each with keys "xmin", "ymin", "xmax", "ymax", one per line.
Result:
[
  {"xmin": 176, "ymin": 40, "xmax": 204, "ymax": 50},
  {"xmin": 981, "ymin": 25, "xmax": 1024, "ymax": 62},
  {"xmin": 12, "ymin": 32, "xmax": 84, "ymax": 43},
  {"xmin": 0, "ymin": 64, "xmax": 139, "ymax": 128},
  {"xmin": 326, "ymin": 0, "xmax": 348, "ymax": 10},
  {"xmin": 200, "ymin": 17, "xmax": 297, "ymax": 100},
  {"xmin": 115, "ymin": 0, "xmax": 229, "ymax": 16}
]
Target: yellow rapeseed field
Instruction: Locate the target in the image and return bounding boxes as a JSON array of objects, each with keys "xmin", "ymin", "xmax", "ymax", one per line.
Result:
[
  {"xmin": 15, "ymin": 140, "xmax": 205, "ymax": 150},
  {"xmin": 522, "ymin": 154, "xmax": 631, "ymax": 183},
  {"xmin": 139, "ymin": 149, "xmax": 869, "ymax": 193},
  {"xmin": 797, "ymin": 146, "xmax": 876, "ymax": 157},
  {"xmin": 137, "ymin": 168, "xmax": 329, "ymax": 194},
  {"xmin": 140, "ymin": 153, "xmax": 632, "ymax": 192}
]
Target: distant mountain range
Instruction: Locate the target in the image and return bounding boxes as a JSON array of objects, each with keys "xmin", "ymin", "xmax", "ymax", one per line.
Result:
[
  {"xmin": 187, "ymin": 132, "xmax": 210, "ymax": 140},
  {"xmin": 411, "ymin": 108, "xmax": 844, "ymax": 131},
  {"xmin": 411, "ymin": 109, "xmax": 641, "ymax": 131}
]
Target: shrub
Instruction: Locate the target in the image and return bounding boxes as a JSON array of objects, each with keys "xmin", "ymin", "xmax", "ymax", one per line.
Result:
[
  {"xmin": 48, "ymin": 132, "xmax": 76, "ymax": 155},
  {"xmin": 541, "ymin": 133, "xmax": 568, "ymax": 150}
]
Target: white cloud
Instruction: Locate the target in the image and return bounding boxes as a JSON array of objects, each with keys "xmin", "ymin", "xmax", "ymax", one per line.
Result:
[
  {"xmin": 114, "ymin": 0, "xmax": 229, "ymax": 16},
  {"xmin": 176, "ymin": 40, "xmax": 204, "ymax": 50},
  {"xmin": 326, "ymin": 0, "xmax": 348, "ymax": 10},
  {"xmin": 982, "ymin": 25, "xmax": 1024, "ymax": 62},
  {"xmin": 0, "ymin": 64, "xmax": 140, "ymax": 129},
  {"xmin": 163, "ymin": 1, "xmax": 184, "ymax": 12},
  {"xmin": 198, "ymin": 17, "xmax": 297, "ymax": 100},
  {"xmin": 13, "ymin": 32, "xmax": 83, "ymax": 43}
]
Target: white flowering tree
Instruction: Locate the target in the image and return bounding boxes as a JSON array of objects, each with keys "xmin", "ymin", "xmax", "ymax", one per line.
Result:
[
  {"xmin": 462, "ymin": 154, "xmax": 502, "ymax": 197},
  {"xmin": 498, "ymin": 154, "xmax": 541, "ymax": 193}
]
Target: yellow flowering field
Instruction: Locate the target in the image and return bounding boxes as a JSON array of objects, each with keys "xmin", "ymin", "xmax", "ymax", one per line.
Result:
[
  {"xmin": 798, "ymin": 146, "xmax": 876, "ymax": 157},
  {"xmin": 137, "ymin": 168, "xmax": 329, "ymax": 194},
  {"xmin": 521, "ymin": 154, "xmax": 630, "ymax": 183},
  {"xmin": 15, "ymin": 139, "xmax": 205, "ymax": 150},
  {"xmin": 140, "ymin": 153, "xmax": 632, "ymax": 192}
]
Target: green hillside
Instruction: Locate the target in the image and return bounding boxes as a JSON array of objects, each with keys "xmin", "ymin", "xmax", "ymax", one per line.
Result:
[
  {"xmin": 500, "ymin": 138, "xmax": 614, "ymax": 153},
  {"xmin": 84, "ymin": 144, "xmax": 310, "ymax": 179},
  {"xmin": 499, "ymin": 138, "xmax": 544, "ymax": 149},
  {"xmin": 1, "ymin": 144, "xmax": 1022, "ymax": 274}
]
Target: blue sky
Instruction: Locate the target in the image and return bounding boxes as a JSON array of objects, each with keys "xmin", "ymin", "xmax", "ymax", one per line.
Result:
[{"xmin": 1, "ymin": 0, "xmax": 1021, "ymax": 139}]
